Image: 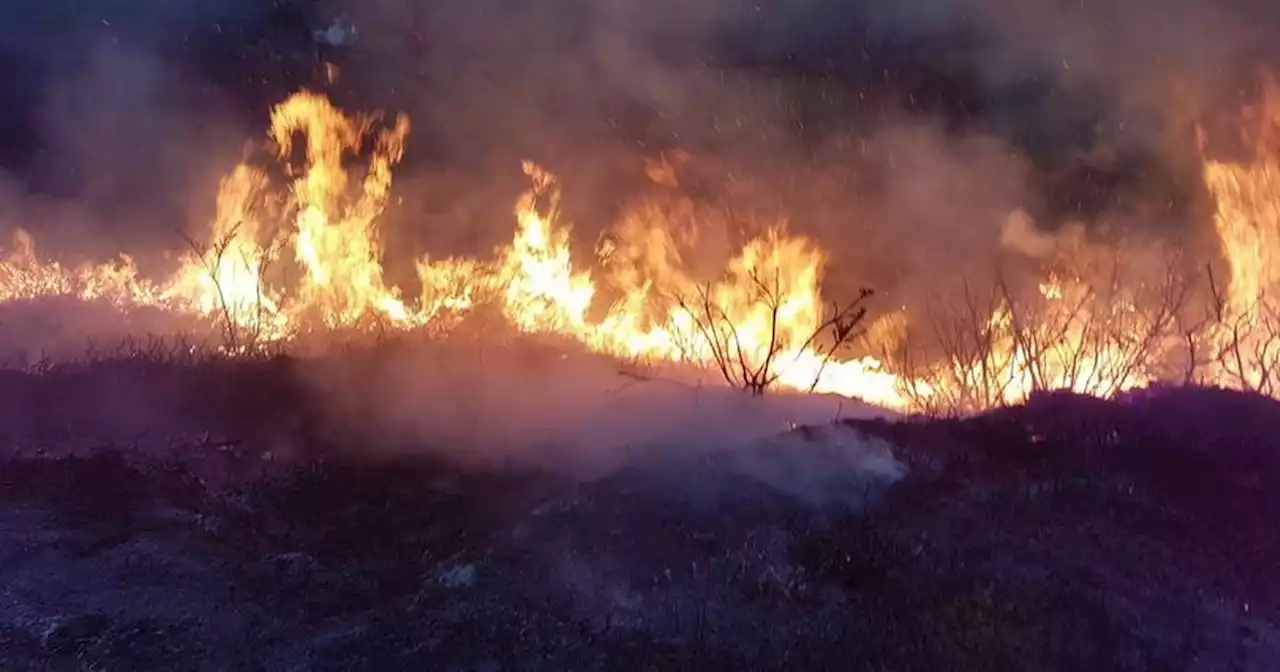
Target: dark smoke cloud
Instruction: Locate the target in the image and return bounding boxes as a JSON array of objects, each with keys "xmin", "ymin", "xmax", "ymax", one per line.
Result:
[
  {"xmin": 322, "ymin": 0, "xmax": 1277, "ymax": 254},
  {"xmin": 4, "ymin": 0, "xmax": 1277, "ymax": 294},
  {"xmin": 856, "ymin": 0, "xmax": 1280, "ymax": 162},
  {"xmin": 32, "ymin": 41, "xmax": 249, "ymax": 254},
  {"xmin": 293, "ymin": 334, "xmax": 900, "ymax": 481},
  {"xmin": 0, "ymin": 1, "xmax": 311, "ymax": 261}
]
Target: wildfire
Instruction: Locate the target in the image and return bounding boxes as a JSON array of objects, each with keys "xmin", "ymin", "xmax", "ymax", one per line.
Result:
[
  {"xmin": 0, "ymin": 229, "xmax": 166, "ymax": 308},
  {"xmin": 2, "ymin": 87, "xmax": 1279, "ymax": 413},
  {"xmin": 1198, "ymin": 86, "xmax": 1280, "ymax": 393},
  {"xmin": 498, "ymin": 161, "xmax": 596, "ymax": 333}
]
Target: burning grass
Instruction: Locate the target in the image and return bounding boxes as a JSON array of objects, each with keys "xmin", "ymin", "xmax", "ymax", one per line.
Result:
[
  {"xmin": 14, "ymin": 92, "xmax": 1280, "ymax": 421},
  {"xmin": 7, "ymin": 86, "xmax": 1280, "ymax": 414}
]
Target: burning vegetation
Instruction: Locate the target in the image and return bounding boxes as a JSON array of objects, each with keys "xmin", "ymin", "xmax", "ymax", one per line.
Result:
[{"xmin": 2, "ymin": 76, "xmax": 1280, "ymax": 415}]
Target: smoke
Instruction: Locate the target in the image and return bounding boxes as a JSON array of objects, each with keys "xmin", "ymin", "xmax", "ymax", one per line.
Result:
[
  {"xmin": 855, "ymin": 0, "xmax": 1280, "ymax": 214},
  {"xmin": 3, "ymin": 0, "xmax": 1273, "ymax": 263},
  {"xmin": 294, "ymin": 333, "xmax": 900, "ymax": 485},
  {"xmin": 0, "ymin": 298, "xmax": 200, "ymax": 367},
  {"xmin": 317, "ymin": 0, "xmax": 1277, "ymax": 296},
  {"xmin": 0, "ymin": 2, "xmax": 305, "ymax": 357},
  {"xmin": 5, "ymin": 0, "xmax": 1264, "ymax": 282},
  {"xmin": 862, "ymin": 0, "xmax": 1274, "ymax": 91},
  {"xmin": 0, "ymin": 1, "xmax": 297, "ymax": 263},
  {"xmin": 34, "ymin": 43, "xmax": 246, "ymax": 252}
]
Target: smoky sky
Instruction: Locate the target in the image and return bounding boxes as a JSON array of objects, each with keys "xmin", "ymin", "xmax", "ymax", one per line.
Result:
[{"xmin": 2, "ymin": 0, "xmax": 1279, "ymax": 270}]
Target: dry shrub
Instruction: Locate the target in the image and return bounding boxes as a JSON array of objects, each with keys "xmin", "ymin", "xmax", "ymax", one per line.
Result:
[
  {"xmin": 882, "ymin": 243, "xmax": 1198, "ymax": 416},
  {"xmin": 673, "ymin": 269, "xmax": 873, "ymax": 396}
]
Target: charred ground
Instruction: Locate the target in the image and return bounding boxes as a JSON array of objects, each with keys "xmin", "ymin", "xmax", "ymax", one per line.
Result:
[{"xmin": 0, "ymin": 351, "xmax": 1277, "ymax": 670}]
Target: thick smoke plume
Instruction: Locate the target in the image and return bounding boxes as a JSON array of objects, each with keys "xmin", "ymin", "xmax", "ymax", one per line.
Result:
[
  {"xmin": 324, "ymin": 0, "xmax": 1279, "ymax": 285},
  {"xmin": 295, "ymin": 335, "xmax": 897, "ymax": 481},
  {"xmin": 7, "ymin": 0, "xmax": 1276, "ymax": 257},
  {"xmin": 2, "ymin": 0, "xmax": 1271, "ymax": 288}
]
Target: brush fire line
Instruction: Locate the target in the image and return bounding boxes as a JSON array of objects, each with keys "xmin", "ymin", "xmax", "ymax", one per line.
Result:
[{"xmin": 1, "ymin": 88, "xmax": 1278, "ymax": 414}]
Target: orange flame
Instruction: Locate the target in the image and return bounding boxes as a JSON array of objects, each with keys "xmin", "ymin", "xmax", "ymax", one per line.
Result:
[
  {"xmin": 0, "ymin": 229, "xmax": 165, "ymax": 308},
  {"xmin": 4, "ymin": 87, "xmax": 1280, "ymax": 413}
]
